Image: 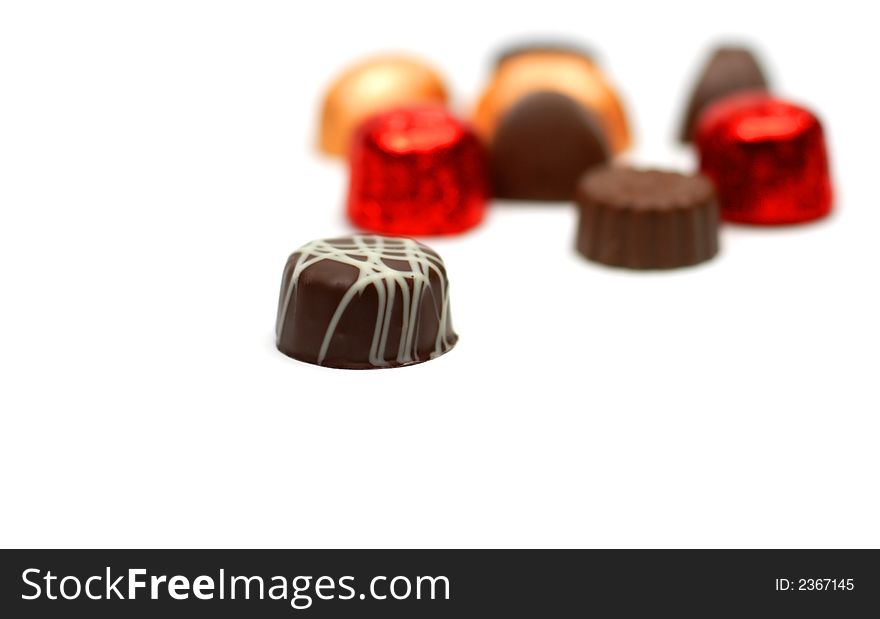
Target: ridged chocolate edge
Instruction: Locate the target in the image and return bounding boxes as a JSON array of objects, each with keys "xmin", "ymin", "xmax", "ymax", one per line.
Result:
[{"xmin": 576, "ymin": 188, "xmax": 720, "ymax": 270}]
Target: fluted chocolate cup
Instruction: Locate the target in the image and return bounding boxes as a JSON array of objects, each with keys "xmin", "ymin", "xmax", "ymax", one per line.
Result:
[{"xmin": 576, "ymin": 167, "xmax": 720, "ymax": 270}]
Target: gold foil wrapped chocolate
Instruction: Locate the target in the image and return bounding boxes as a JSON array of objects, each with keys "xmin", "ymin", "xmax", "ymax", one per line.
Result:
[
  {"xmin": 318, "ymin": 55, "xmax": 448, "ymax": 157},
  {"xmin": 474, "ymin": 49, "xmax": 631, "ymax": 154}
]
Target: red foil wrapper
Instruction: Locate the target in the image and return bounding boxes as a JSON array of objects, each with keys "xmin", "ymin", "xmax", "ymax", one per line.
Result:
[
  {"xmin": 696, "ymin": 92, "xmax": 833, "ymax": 225},
  {"xmin": 347, "ymin": 106, "xmax": 490, "ymax": 236}
]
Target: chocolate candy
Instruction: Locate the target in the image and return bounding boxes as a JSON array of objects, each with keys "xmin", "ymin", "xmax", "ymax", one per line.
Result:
[
  {"xmin": 276, "ymin": 236, "xmax": 457, "ymax": 369},
  {"xmin": 491, "ymin": 91, "xmax": 610, "ymax": 201},
  {"xmin": 474, "ymin": 46, "xmax": 631, "ymax": 153},
  {"xmin": 696, "ymin": 92, "xmax": 833, "ymax": 225},
  {"xmin": 347, "ymin": 105, "xmax": 489, "ymax": 235},
  {"xmin": 680, "ymin": 46, "xmax": 769, "ymax": 143},
  {"xmin": 576, "ymin": 167, "xmax": 720, "ymax": 269},
  {"xmin": 319, "ymin": 55, "xmax": 448, "ymax": 157}
]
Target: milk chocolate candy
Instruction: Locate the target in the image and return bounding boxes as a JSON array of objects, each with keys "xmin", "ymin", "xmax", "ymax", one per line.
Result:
[
  {"xmin": 576, "ymin": 167, "xmax": 720, "ymax": 269},
  {"xmin": 474, "ymin": 47, "xmax": 631, "ymax": 153},
  {"xmin": 491, "ymin": 91, "xmax": 610, "ymax": 201}
]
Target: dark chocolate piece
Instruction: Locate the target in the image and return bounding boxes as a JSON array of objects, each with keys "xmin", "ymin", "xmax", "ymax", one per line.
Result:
[
  {"xmin": 576, "ymin": 167, "xmax": 719, "ymax": 269},
  {"xmin": 276, "ymin": 236, "xmax": 457, "ymax": 369},
  {"xmin": 679, "ymin": 46, "xmax": 769, "ymax": 143},
  {"xmin": 491, "ymin": 91, "xmax": 610, "ymax": 201}
]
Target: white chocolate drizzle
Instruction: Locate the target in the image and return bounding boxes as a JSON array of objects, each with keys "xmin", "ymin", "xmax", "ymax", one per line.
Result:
[{"xmin": 277, "ymin": 236, "xmax": 454, "ymax": 367}]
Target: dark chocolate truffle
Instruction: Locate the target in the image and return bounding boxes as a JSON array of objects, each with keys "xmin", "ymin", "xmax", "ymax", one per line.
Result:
[
  {"xmin": 491, "ymin": 91, "xmax": 610, "ymax": 201},
  {"xmin": 679, "ymin": 46, "xmax": 769, "ymax": 143},
  {"xmin": 576, "ymin": 167, "xmax": 719, "ymax": 269},
  {"xmin": 276, "ymin": 236, "xmax": 457, "ymax": 369}
]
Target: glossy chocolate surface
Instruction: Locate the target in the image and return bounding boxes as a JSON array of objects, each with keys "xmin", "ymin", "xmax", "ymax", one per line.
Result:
[{"xmin": 276, "ymin": 236, "xmax": 457, "ymax": 369}]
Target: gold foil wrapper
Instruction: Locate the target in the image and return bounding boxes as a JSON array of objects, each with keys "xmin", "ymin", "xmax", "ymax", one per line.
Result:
[
  {"xmin": 319, "ymin": 56, "xmax": 448, "ymax": 157},
  {"xmin": 474, "ymin": 51, "xmax": 631, "ymax": 153}
]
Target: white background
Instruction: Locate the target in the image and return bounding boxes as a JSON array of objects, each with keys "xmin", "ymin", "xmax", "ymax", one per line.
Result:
[{"xmin": 1, "ymin": 1, "xmax": 878, "ymax": 548}]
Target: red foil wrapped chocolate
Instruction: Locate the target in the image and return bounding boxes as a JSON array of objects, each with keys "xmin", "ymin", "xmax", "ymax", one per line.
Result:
[
  {"xmin": 696, "ymin": 92, "xmax": 833, "ymax": 225},
  {"xmin": 347, "ymin": 106, "xmax": 490, "ymax": 236}
]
